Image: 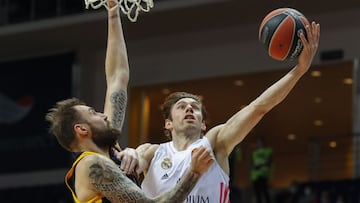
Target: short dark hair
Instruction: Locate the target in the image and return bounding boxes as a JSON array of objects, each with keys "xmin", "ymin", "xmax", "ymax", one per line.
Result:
[
  {"xmin": 161, "ymin": 92, "xmax": 208, "ymax": 139},
  {"xmin": 45, "ymin": 98, "xmax": 85, "ymax": 151}
]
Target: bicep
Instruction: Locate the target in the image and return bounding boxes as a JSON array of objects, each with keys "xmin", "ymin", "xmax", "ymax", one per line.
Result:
[{"xmin": 210, "ymin": 106, "xmax": 265, "ymax": 155}]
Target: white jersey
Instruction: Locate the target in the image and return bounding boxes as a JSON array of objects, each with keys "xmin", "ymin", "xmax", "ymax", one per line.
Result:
[{"xmin": 141, "ymin": 137, "xmax": 230, "ymax": 203}]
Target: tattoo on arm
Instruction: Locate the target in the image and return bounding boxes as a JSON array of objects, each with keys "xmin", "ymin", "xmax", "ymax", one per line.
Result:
[
  {"xmin": 88, "ymin": 156, "xmax": 147, "ymax": 202},
  {"xmin": 87, "ymin": 156, "xmax": 199, "ymax": 203},
  {"xmin": 110, "ymin": 90, "xmax": 127, "ymax": 129},
  {"xmin": 154, "ymin": 170, "xmax": 199, "ymax": 202}
]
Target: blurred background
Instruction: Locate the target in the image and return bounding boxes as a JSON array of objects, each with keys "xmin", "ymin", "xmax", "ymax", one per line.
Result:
[{"xmin": 0, "ymin": 0, "xmax": 359, "ymax": 202}]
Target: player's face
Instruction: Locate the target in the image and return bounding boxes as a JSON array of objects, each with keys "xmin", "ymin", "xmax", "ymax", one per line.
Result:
[
  {"xmin": 78, "ymin": 105, "xmax": 120, "ymax": 148},
  {"xmin": 167, "ymin": 98, "xmax": 204, "ymax": 136}
]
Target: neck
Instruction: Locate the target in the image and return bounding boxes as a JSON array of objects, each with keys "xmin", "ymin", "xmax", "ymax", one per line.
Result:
[
  {"xmin": 171, "ymin": 133, "xmax": 201, "ymax": 151},
  {"xmin": 78, "ymin": 144, "xmax": 110, "ymax": 158}
]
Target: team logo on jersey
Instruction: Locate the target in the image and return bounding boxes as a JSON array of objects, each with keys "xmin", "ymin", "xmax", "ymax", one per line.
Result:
[{"xmin": 161, "ymin": 157, "xmax": 172, "ymax": 170}]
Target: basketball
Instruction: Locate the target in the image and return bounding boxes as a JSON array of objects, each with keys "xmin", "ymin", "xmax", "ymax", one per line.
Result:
[{"xmin": 259, "ymin": 8, "xmax": 310, "ymax": 61}]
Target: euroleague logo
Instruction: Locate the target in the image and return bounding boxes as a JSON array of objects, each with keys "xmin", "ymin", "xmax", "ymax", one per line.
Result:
[{"xmin": 290, "ymin": 29, "xmax": 305, "ymax": 59}]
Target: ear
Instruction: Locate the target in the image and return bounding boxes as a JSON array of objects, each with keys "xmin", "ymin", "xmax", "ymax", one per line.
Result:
[
  {"xmin": 74, "ymin": 124, "xmax": 89, "ymax": 137},
  {"xmin": 164, "ymin": 119, "xmax": 173, "ymax": 130},
  {"xmin": 201, "ymin": 120, "xmax": 206, "ymax": 132}
]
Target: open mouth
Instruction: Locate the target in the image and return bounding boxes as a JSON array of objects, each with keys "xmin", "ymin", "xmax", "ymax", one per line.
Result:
[{"xmin": 184, "ymin": 114, "xmax": 195, "ymax": 120}]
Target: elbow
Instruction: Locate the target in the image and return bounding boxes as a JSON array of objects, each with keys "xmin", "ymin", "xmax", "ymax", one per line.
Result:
[
  {"xmin": 115, "ymin": 68, "xmax": 130, "ymax": 85},
  {"xmin": 250, "ymin": 103, "xmax": 271, "ymax": 118},
  {"xmin": 121, "ymin": 70, "xmax": 130, "ymax": 84},
  {"xmin": 250, "ymin": 97, "xmax": 280, "ymax": 117}
]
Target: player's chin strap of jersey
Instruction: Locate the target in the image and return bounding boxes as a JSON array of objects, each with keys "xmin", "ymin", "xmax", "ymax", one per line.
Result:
[{"xmin": 109, "ymin": 145, "xmax": 142, "ymax": 187}]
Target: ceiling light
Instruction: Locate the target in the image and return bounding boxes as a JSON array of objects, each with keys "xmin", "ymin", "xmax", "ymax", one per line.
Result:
[
  {"xmin": 343, "ymin": 78, "xmax": 353, "ymax": 85},
  {"xmin": 311, "ymin": 70, "xmax": 322, "ymax": 77},
  {"xmin": 329, "ymin": 141, "xmax": 337, "ymax": 148},
  {"xmin": 234, "ymin": 80, "xmax": 244, "ymax": 86},
  {"xmin": 287, "ymin": 134, "xmax": 296, "ymax": 140},
  {"xmin": 313, "ymin": 120, "xmax": 323, "ymax": 126},
  {"xmin": 314, "ymin": 97, "xmax": 322, "ymax": 103}
]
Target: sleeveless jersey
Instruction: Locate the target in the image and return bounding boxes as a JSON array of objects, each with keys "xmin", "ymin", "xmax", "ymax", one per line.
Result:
[
  {"xmin": 141, "ymin": 137, "xmax": 230, "ymax": 203},
  {"xmin": 65, "ymin": 151, "xmax": 109, "ymax": 203},
  {"xmin": 65, "ymin": 150, "xmax": 140, "ymax": 203}
]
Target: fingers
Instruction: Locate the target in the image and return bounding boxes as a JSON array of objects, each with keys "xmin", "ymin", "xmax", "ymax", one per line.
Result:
[
  {"xmin": 313, "ymin": 21, "xmax": 320, "ymax": 44},
  {"xmin": 119, "ymin": 156, "xmax": 134, "ymax": 174},
  {"xmin": 305, "ymin": 21, "xmax": 320, "ymax": 47},
  {"xmin": 191, "ymin": 146, "xmax": 214, "ymax": 171},
  {"xmin": 298, "ymin": 21, "xmax": 320, "ymax": 65},
  {"xmin": 300, "ymin": 21, "xmax": 320, "ymax": 45},
  {"xmin": 117, "ymin": 149, "xmax": 139, "ymax": 174},
  {"xmin": 196, "ymin": 147, "xmax": 213, "ymax": 163}
]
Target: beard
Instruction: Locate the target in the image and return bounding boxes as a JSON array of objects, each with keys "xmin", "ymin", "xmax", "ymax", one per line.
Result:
[{"xmin": 90, "ymin": 124, "xmax": 121, "ymax": 149}]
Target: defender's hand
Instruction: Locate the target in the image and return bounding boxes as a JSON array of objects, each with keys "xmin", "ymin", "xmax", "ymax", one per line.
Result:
[{"xmin": 116, "ymin": 148, "xmax": 139, "ymax": 174}]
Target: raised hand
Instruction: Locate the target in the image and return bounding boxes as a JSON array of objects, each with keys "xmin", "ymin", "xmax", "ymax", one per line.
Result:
[{"xmin": 297, "ymin": 21, "xmax": 321, "ymax": 73}]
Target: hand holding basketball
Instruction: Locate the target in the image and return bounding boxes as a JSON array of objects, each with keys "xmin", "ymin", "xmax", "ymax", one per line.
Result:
[
  {"xmin": 259, "ymin": 8, "xmax": 312, "ymax": 61},
  {"xmin": 297, "ymin": 21, "xmax": 320, "ymax": 73}
]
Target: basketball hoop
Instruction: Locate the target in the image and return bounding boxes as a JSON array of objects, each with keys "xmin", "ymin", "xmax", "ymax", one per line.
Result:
[{"xmin": 84, "ymin": 0, "xmax": 154, "ymax": 22}]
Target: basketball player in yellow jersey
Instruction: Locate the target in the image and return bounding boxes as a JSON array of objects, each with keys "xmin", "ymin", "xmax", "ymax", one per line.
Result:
[
  {"xmin": 46, "ymin": 1, "xmax": 214, "ymax": 202},
  {"xmin": 130, "ymin": 21, "xmax": 320, "ymax": 203}
]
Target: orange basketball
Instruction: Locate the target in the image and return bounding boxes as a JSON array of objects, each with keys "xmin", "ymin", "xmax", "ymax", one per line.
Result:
[{"xmin": 259, "ymin": 8, "xmax": 310, "ymax": 61}]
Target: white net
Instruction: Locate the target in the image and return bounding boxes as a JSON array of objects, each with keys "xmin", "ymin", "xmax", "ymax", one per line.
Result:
[{"xmin": 84, "ymin": 0, "xmax": 154, "ymax": 22}]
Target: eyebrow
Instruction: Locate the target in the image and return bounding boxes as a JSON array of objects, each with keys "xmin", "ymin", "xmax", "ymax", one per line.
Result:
[{"xmin": 176, "ymin": 100, "xmax": 200, "ymax": 106}]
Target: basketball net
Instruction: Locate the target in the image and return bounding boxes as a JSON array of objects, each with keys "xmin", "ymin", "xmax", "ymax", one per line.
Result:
[{"xmin": 84, "ymin": 0, "xmax": 154, "ymax": 22}]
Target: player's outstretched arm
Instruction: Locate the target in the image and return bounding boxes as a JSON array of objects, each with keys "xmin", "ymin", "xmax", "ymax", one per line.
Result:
[
  {"xmin": 103, "ymin": 0, "xmax": 130, "ymax": 130},
  {"xmin": 208, "ymin": 22, "xmax": 320, "ymax": 157}
]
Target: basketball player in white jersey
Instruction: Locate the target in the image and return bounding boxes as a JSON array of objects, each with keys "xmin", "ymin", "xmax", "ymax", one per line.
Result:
[{"xmin": 127, "ymin": 21, "xmax": 320, "ymax": 203}]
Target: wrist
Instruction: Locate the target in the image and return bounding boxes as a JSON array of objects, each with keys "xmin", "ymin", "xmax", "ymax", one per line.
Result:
[
  {"xmin": 107, "ymin": 4, "xmax": 120, "ymax": 16},
  {"xmin": 189, "ymin": 169, "xmax": 201, "ymax": 179},
  {"xmin": 109, "ymin": 13, "xmax": 119, "ymax": 19}
]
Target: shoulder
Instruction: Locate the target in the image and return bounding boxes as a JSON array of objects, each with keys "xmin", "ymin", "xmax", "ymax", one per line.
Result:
[
  {"xmin": 75, "ymin": 152, "xmax": 122, "ymax": 178},
  {"xmin": 73, "ymin": 153, "xmax": 118, "ymax": 200},
  {"xmin": 75, "ymin": 153, "xmax": 111, "ymax": 173},
  {"xmin": 75, "ymin": 153, "xmax": 128, "ymax": 186},
  {"xmin": 204, "ymin": 124, "xmax": 225, "ymax": 147}
]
